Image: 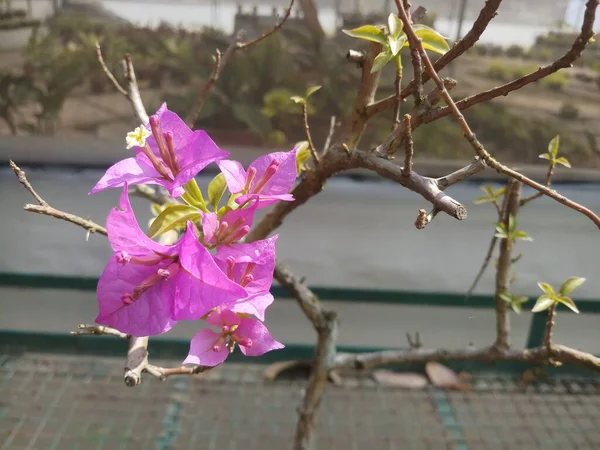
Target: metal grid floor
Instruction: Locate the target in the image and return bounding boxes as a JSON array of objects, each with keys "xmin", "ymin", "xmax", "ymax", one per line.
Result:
[{"xmin": 1, "ymin": 353, "xmax": 599, "ymax": 450}]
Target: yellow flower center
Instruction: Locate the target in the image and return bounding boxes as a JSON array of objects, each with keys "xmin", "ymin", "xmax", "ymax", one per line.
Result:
[{"xmin": 125, "ymin": 125, "xmax": 151, "ymax": 149}]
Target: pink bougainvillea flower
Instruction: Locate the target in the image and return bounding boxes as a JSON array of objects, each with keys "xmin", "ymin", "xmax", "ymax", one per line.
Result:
[
  {"xmin": 183, "ymin": 305, "xmax": 284, "ymax": 366},
  {"xmin": 96, "ymin": 185, "xmax": 246, "ymax": 336},
  {"xmin": 217, "ymin": 147, "xmax": 297, "ymax": 208},
  {"xmin": 201, "ymin": 200, "xmax": 259, "ymax": 247},
  {"xmin": 90, "ymin": 103, "xmax": 227, "ymax": 197},
  {"xmin": 213, "ymin": 236, "xmax": 278, "ymax": 321}
]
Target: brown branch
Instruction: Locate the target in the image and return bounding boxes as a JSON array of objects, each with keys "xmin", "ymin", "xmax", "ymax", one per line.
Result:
[
  {"xmin": 122, "ymin": 55, "xmax": 149, "ymax": 125},
  {"xmin": 275, "ymin": 263, "xmax": 338, "ymax": 450},
  {"xmin": 373, "ymin": 78, "xmax": 457, "ymax": 156},
  {"xmin": 335, "ymin": 344, "xmax": 600, "ymax": 372},
  {"xmin": 424, "ymin": 0, "xmax": 599, "ymax": 124},
  {"xmin": 95, "ymin": 43, "xmax": 127, "ymax": 96},
  {"xmin": 129, "ymin": 184, "xmax": 173, "ymax": 205},
  {"xmin": 520, "ymin": 161, "xmax": 555, "ymax": 206},
  {"xmin": 236, "ymin": 0, "xmax": 295, "ymax": 51},
  {"xmin": 465, "ymin": 231, "xmax": 498, "ymax": 299},
  {"xmin": 186, "ymin": 0, "xmax": 295, "ymax": 126},
  {"xmin": 366, "ymin": 0, "xmax": 503, "ymax": 117},
  {"xmin": 302, "ymin": 101, "xmax": 319, "ymax": 165},
  {"xmin": 401, "ymin": 114, "xmax": 414, "ymax": 173},
  {"xmin": 395, "ymin": 1, "xmax": 600, "ymax": 229},
  {"xmin": 10, "ymin": 160, "xmax": 108, "ymax": 236},
  {"xmin": 543, "ymin": 304, "xmax": 558, "ymax": 351},
  {"xmin": 494, "ymin": 179, "xmax": 521, "ymax": 351},
  {"xmin": 394, "ymin": 2, "xmax": 424, "ymax": 106},
  {"xmin": 322, "ymin": 115, "xmax": 337, "ymax": 156},
  {"xmin": 71, "ymin": 324, "xmax": 129, "ymax": 339}
]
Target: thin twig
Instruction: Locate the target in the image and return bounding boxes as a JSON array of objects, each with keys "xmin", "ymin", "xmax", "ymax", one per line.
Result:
[
  {"xmin": 123, "ymin": 55, "xmax": 149, "ymax": 124},
  {"xmin": 520, "ymin": 162, "xmax": 555, "ymax": 206},
  {"xmin": 401, "ymin": 114, "xmax": 414, "ymax": 173},
  {"xmin": 95, "ymin": 42, "xmax": 127, "ymax": 96},
  {"xmin": 11, "ymin": 160, "xmax": 107, "ymax": 236},
  {"xmin": 465, "ymin": 232, "xmax": 498, "ymax": 299},
  {"xmin": 302, "ymin": 102, "xmax": 319, "ymax": 165},
  {"xmin": 235, "ymin": 0, "xmax": 295, "ymax": 51},
  {"xmin": 322, "ymin": 115, "xmax": 336, "ymax": 156},
  {"xmin": 392, "ymin": 68, "xmax": 403, "ymax": 126},
  {"xmin": 394, "ymin": 1, "xmax": 425, "ymax": 106},
  {"xmin": 395, "ymin": 0, "xmax": 600, "ymax": 229}
]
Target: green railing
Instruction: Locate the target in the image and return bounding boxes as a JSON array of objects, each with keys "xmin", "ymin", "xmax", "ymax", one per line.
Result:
[{"xmin": 1, "ymin": 272, "xmax": 598, "ymax": 374}]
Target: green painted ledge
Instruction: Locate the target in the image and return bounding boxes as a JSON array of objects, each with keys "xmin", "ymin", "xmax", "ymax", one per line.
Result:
[{"xmin": 3, "ymin": 271, "xmax": 600, "ymax": 312}]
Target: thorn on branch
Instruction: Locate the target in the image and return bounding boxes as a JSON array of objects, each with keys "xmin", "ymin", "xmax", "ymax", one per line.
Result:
[
  {"xmin": 406, "ymin": 331, "xmax": 422, "ymax": 349},
  {"xmin": 414, "ymin": 207, "xmax": 440, "ymax": 229}
]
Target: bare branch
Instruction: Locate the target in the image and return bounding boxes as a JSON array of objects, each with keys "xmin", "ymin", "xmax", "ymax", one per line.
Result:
[
  {"xmin": 122, "ymin": 55, "xmax": 149, "ymax": 125},
  {"xmin": 465, "ymin": 232, "xmax": 498, "ymax": 299},
  {"xmin": 494, "ymin": 179, "xmax": 521, "ymax": 351},
  {"xmin": 425, "ymin": 0, "xmax": 599, "ymax": 124},
  {"xmin": 401, "ymin": 114, "xmax": 414, "ymax": 173},
  {"xmin": 543, "ymin": 304, "xmax": 558, "ymax": 351},
  {"xmin": 11, "ymin": 160, "xmax": 107, "ymax": 235},
  {"xmin": 322, "ymin": 115, "xmax": 337, "ymax": 156},
  {"xmin": 520, "ymin": 161, "xmax": 555, "ymax": 206},
  {"xmin": 95, "ymin": 42, "xmax": 127, "ymax": 96},
  {"xmin": 396, "ymin": 1, "xmax": 600, "ymax": 229},
  {"xmin": 335, "ymin": 344, "xmax": 600, "ymax": 372},
  {"xmin": 414, "ymin": 207, "xmax": 440, "ymax": 229},
  {"xmin": 145, "ymin": 364, "xmax": 210, "ymax": 380},
  {"xmin": 393, "ymin": 4, "xmax": 424, "ymax": 106},
  {"xmin": 302, "ymin": 101, "xmax": 319, "ymax": 165},
  {"xmin": 129, "ymin": 184, "xmax": 173, "ymax": 205},
  {"xmin": 124, "ymin": 336, "xmax": 149, "ymax": 387},
  {"xmin": 71, "ymin": 324, "xmax": 129, "ymax": 339},
  {"xmin": 236, "ymin": 0, "xmax": 295, "ymax": 51}
]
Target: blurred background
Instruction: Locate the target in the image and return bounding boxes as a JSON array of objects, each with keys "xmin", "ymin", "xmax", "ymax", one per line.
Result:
[{"xmin": 1, "ymin": 1, "xmax": 600, "ymax": 449}]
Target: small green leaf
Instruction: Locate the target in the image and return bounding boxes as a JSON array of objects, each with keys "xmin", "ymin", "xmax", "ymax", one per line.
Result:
[
  {"xmin": 305, "ymin": 85, "xmax": 322, "ymax": 98},
  {"xmin": 538, "ymin": 153, "xmax": 552, "ymax": 161},
  {"xmin": 207, "ymin": 172, "xmax": 227, "ymax": 211},
  {"xmin": 148, "ymin": 204, "xmax": 201, "ymax": 239},
  {"xmin": 512, "ymin": 230, "xmax": 533, "ymax": 242},
  {"xmin": 387, "ymin": 13, "xmax": 403, "ymax": 39},
  {"xmin": 556, "ymin": 295, "xmax": 580, "ymax": 313},
  {"xmin": 290, "ymin": 96, "xmax": 305, "ymax": 104},
  {"xmin": 508, "ymin": 215, "xmax": 516, "ymax": 233},
  {"xmin": 494, "ymin": 222, "xmax": 508, "ymax": 239},
  {"xmin": 559, "ymin": 276, "xmax": 586, "ymax": 295},
  {"xmin": 499, "ymin": 293, "xmax": 513, "ymax": 304},
  {"xmin": 371, "ymin": 50, "xmax": 394, "ymax": 73},
  {"xmin": 342, "ymin": 25, "xmax": 387, "ymax": 45},
  {"xmin": 413, "ymin": 25, "xmax": 449, "ymax": 54},
  {"xmin": 555, "ymin": 156, "xmax": 571, "ymax": 168},
  {"xmin": 532, "ymin": 295, "xmax": 555, "ymax": 313},
  {"xmin": 548, "ymin": 135, "xmax": 560, "ymax": 157},
  {"xmin": 295, "ymin": 141, "xmax": 311, "ymax": 174},
  {"xmin": 537, "ymin": 282, "xmax": 556, "ymax": 297},
  {"xmin": 511, "ymin": 296, "xmax": 529, "ymax": 314},
  {"xmin": 388, "ymin": 35, "xmax": 403, "ymax": 56}
]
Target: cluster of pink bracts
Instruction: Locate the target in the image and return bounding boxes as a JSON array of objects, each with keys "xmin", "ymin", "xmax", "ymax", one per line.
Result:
[{"xmin": 89, "ymin": 104, "xmax": 297, "ymax": 366}]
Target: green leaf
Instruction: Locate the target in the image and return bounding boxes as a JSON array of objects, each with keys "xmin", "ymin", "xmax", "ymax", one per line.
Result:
[
  {"xmin": 537, "ymin": 282, "xmax": 556, "ymax": 297},
  {"xmin": 532, "ymin": 295, "xmax": 555, "ymax": 313},
  {"xmin": 555, "ymin": 156, "xmax": 571, "ymax": 168},
  {"xmin": 413, "ymin": 25, "xmax": 449, "ymax": 55},
  {"xmin": 510, "ymin": 296, "xmax": 529, "ymax": 314},
  {"xmin": 305, "ymin": 85, "xmax": 322, "ymax": 98},
  {"xmin": 556, "ymin": 295, "xmax": 580, "ymax": 313},
  {"xmin": 387, "ymin": 13, "xmax": 403, "ymax": 39},
  {"xmin": 207, "ymin": 172, "xmax": 227, "ymax": 211},
  {"xmin": 295, "ymin": 141, "xmax": 312, "ymax": 174},
  {"xmin": 559, "ymin": 276, "xmax": 586, "ymax": 295},
  {"xmin": 388, "ymin": 35, "xmax": 403, "ymax": 56},
  {"xmin": 538, "ymin": 152, "xmax": 552, "ymax": 161},
  {"xmin": 342, "ymin": 25, "xmax": 387, "ymax": 45},
  {"xmin": 548, "ymin": 135, "xmax": 560, "ymax": 157},
  {"xmin": 290, "ymin": 96, "xmax": 305, "ymax": 104},
  {"xmin": 148, "ymin": 204, "xmax": 201, "ymax": 239},
  {"xmin": 494, "ymin": 222, "xmax": 508, "ymax": 239},
  {"xmin": 371, "ymin": 50, "xmax": 394, "ymax": 73},
  {"xmin": 499, "ymin": 293, "xmax": 513, "ymax": 304},
  {"xmin": 512, "ymin": 230, "xmax": 533, "ymax": 242}
]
